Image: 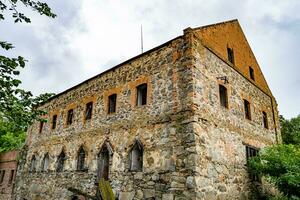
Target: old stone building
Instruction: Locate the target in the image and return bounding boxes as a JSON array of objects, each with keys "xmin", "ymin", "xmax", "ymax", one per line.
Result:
[{"xmin": 14, "ymin": 19, "xmax": 280, "ymax": 200}]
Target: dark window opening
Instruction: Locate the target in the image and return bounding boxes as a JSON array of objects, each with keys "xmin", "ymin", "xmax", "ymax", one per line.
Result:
[
  {"xmin": 130, "ymin": 140, "xmax": 143, "ymax": 171},
  {"xmin": 8, "ymin": 170, "xmax": 14, "ymax": 184},
  {"xmin": 57, "ymin": 151, "xmax": 66, "ymax": 172},
  {"xmin": 0, "ymin": 170, "xmax": 5, "ymax": 184},
  {"xmin": 249, "ymin": 66, "xmax": 255, "ymax": 81},
  {"xmin": 136, "ymin": 83, "xmax": 147, "ymax": 106},
  {"xmin": 77, "ymin": 146, "xmax": 86, "ymax": 171},
  {"xmin": 244, "ymin": 99, "xmax": 251, "ymax": 120},
  {"xmin": 67, "ymin": 109, "xmax": 74, "ymax": 125},
  {"xmin": 219, "ymin": 85, "xmax": 228, "ymax": 108},
  {"xmin": 98, "ymin": 144, "xmax": 110, "ymax": 180},
  {"xmin": 227, "ymin": 47, "xmax": 235, "ymax": 64},
  {"xmin": 39, "ymin": 121, "xmax": 44, "ymax": 133},
  {"xmin": 108, "ymin": 94, "xmax": 117, "ymax": 114},
  {"xmin": 245, "ymin": 145, "xmax": 259, "ymax": 181},
  {"xmin": 52, "ymin": 115, "xmax": 57, "ymax": 129},
  {"xmin": 29, "ymin": 155, "xmax": 36, "ymax": 173},
  {"xmin": 85, "ymin": 102, "xmax": 93, "ymax": 120},
  {"xmin": 41, "ymin": 153, "xmax": 50, "ymax": 172},
  {"xmin": 263, "ymin": 111, "xmax": 269, "ymax": 129}
]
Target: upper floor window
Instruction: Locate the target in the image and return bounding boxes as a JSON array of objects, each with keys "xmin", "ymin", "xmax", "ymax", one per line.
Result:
[
  {"xmin": 56, "ymin": 151, "xmax": 66, "ymax": 172},
  {"xmin": 52, "ymin": 115, "xmax": 57, "ymax": 129},
  {"xmin": 29, "ymin": 155, "xmax": 36, "ymax": 173},
  {"xmin": 41, "ymin": 153, "xmax": 50, "ymax": 172},
  {"xmin": 244, "ymin": 99, "xmax": 251, "ymax": 120},
  {"xmin": 85, "ymin": 102, "xmax": 93, "ymax": 120},
  {"xmin": 249, "ymin": 66, "xmax": 255, "ymax": 81},
  {"xmin": 77, "ymin": 146, "xmax": 86, "ymax": 171},
  {"xmin": 227, "ymin": 47, "xmax": 235, "ymax": 64},
  {"xmin": 108, "ymin": 94, "xmax": 117, "ymax": 114},
  {"xmin": 8, "ymin": 170, "xmax": 14, "ymax": 185},
  {"xmin": 130, "ymin": 140, "xmax": 143, "ymax": 171},
  {"xmin": 136, "ymin": 83, "xmax": 147, "ymax": 106},
  {"xmin": 66, "ymin": 109, "xmax": 74, "ymax": 125},
  {"xmin": 219, "ymin": 85, "xmax": 228, "ymax": 108},
  {"xmin": 0, "ymin": 170, "xmax": 5, "ymax": 184},
  {"xmin": 262, "ymin": 111, "xmax": 269, "ymax": 129},
  {"xmin": 39, "ymin": 121, "xmax": 44, "ymax": 133}
]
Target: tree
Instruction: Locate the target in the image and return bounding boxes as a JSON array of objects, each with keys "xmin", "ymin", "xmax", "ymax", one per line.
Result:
[
  {"xmin": 0, "ymin": 0, "xmax": 56, "ymax": 152},
  {"xmin": 280, "ymin": 115, "xmax": 300, "ymax": 145}
]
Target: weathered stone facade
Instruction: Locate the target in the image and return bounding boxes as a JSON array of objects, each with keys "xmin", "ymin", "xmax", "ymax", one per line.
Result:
[{"xmin": 14, "ymin": 19, "xmax": 280, "ymax": 200}]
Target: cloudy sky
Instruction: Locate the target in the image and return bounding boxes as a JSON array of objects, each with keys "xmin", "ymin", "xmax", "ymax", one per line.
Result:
[{"xmin": 0, "ymin": 0, "xmax": 299, "ymax": 119}]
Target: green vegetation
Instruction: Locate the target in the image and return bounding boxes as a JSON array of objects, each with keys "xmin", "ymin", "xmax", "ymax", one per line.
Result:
[
  {"xmin": 0, "ymin": 0, "xmax": 56, "ymax": 152},
  {"xmin": 249, "ymin": 115, "xmax": 300, "ymax": 200}
]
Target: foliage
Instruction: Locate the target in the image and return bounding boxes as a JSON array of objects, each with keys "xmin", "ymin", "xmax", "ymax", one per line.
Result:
[
  {"xmin": 280, "ymin": 115, "xmax": 300, "ymax": 145},
  {"xmin": 0, "ymin": 0, "xmax": 56, "ymax": 152},
  {"xmin": 249, "ymin": 144, "xmax": 300, "ymax": 199}
]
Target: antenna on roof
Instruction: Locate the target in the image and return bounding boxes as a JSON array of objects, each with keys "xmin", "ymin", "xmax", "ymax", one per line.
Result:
[{"xmin": 141, "ymin": 25, "xmax": 144, "ymax": 53}]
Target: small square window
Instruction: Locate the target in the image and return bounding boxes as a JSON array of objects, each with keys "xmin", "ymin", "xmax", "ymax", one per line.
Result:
[
  {"xmin": 244, "ymin": 100, "xmax": 251, "ymax": 120},
  {"xmin": 67, "ymin": 109, "xmax": 74, "ymax": 125},
  {"xmin": 85, "ymin": 102, "xmax": 93, "ymax": 120},
  {"xmin": 262, "ymin": 111, "xmax": 268, "ymax": 129},
  {"xmin": 227, "ymin": 47, "xmax": 235, "ymax": 64},
  {"xmin": 52, "ymin": 115, "xmax": 57, "ymax": 129},
  {"xmin": 249, "ymin": 66, "xmax": 255, "ymax": 81},
  {"xmin": 136, "ymin": 84, "xmax": 147, "ymax": 106},
  {"xmin": 219, "ymin": 85, "xmax": 228, "ymax": 108},
  {"xmin": 108, "ymin": 94, "xmax": 117, "ymax": 114}
]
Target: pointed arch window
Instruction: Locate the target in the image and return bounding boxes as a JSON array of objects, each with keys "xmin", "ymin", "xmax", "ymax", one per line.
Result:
[
  {"xmin": 29, "ymin": 155, "xmax": 36, "ymax": 173},
  {"xmin": 77, "ymin": 146, "xmax": 86, "ymax": 171},
  {"xmin": 56, "ymin": 150, "xmax": 66, "ymax": 172},
  {"xmin": 130, "ymin": 140, "xmax": 143, "ymax": 171},
  {"xmin": 41, "ymin": 153, "xmax": 50, "ymax": 172},
  {"xmin": 98, "ymin": 141, "xmax": 113, "ymax": 180}
]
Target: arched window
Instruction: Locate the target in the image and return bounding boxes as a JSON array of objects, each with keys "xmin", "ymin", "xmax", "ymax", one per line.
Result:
[
  {"xmin": 29, "ymin": 155, "xmax": 36, "ymax": 172},
  {"xmin": 130, "ymin": 140, "xmax": 143, "ymax": 171},
  {"xmin": 77, "ymin": 146, "xmax": 86, "ymax": 171},
  {"xmin": 41, "ymin": 153, "xmax": 50, "ymax": 172},
  {"xmin": 57, "ymin": 150, "xmax": 66, "ymax": 172},
  {"xmin": 98, "ymin": 142, "xmax": 113, "ymax": 180}
]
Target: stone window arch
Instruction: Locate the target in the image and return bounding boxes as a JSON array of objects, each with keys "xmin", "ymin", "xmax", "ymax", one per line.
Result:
[
  {"xmin": 98, "ymin": 141, "xmax": 113, "ymax": 180},
  {"xmin": 41, "ymin": 153, "xmax": 50, "ymax": 172},
  {"xmin": 77, "ymin": 146, "xmax": 86, "ymax": 171},
  {"xmin": 129, "ymin": 140, "xmax": 144, "ymax": 172},
  {"xmin": 57, "ymin": 150, "xmax": 66, "ymax": 172},
  {"xmin": 29, "ymin": 155, "xmax": 36, "ymax": 173}
]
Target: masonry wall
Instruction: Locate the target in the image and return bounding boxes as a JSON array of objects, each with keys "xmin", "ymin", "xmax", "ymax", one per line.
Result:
[
  {"xmin": 0, "ymin": 151, "xmax": 18, "ymax": 200},
  {"xmin": 14, "ymin": 34, "xmax": 200, "ymax": 200},
  {"xmin": 190, "ymin": 32, "xmax": 279, "ymax": 200}
]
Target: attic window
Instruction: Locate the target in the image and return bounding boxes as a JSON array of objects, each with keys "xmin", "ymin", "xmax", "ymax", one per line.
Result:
[
  {"xmin": 108, "ymin": 94, "xmax": 117, "ymax": 114},
  {"xmin": 249, "ymin": 66, "xmax": 255, "ymax": 81},
  {"xmin": 244, "ymin": 99, "xmax": 251, "ymax": 120},
  {"xmin": 85, "ymin": 102, "xmax": 93, "ymax": 120},
  {"xmin": 66, "ymin": 109, "xmax": 74, "ymax": 125},
  {"xmin": 219, "ymin": 85, "xmax": 228, "ymax": 108},
  {"xmin": 136, "ymin": 83, "xmax": 147, "ymax": 106},
  {"xmin": 227, "ymin": 47, "xmax": 235, "ymax": 64},
  {"xmin": 52, "ymin": 115, "xmax": 57, "ymax": 129}
]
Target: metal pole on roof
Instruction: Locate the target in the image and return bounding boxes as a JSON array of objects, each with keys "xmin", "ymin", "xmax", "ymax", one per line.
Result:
[{"xmin": 141, "ymin": 25, "xmax": 143, "ymax": 54}]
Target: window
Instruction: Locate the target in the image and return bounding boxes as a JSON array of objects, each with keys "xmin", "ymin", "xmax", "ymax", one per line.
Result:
[
  {"xmin": 85, "ymin": 102, "xmax": 93, "ymax": 120},
  {"xmin": 245, "ymin": 145, "xmax": 259, "ymax": 181},
  {"xmin": 52, "ymin": 115, "xmax": 57, "ymax": 129},
  {"xmin": 136, "ymin": 83, "xmax": 147, "ymax": 106},
  {"xmin": 227, "ymin": 47, "xmax": 235, "ymax": 64},
  {"xmin": 98, "ymin": 144, "xmax": 111, "ymax": 180},
  {"xmin": 244, "ymin": 99, "xmax": 251, "ymax": 120},
  {"xmin": 57, "ymin": 151, "xmax": 66, "ymax": 172},
  {"xmin": 29, "ymin": 155, "xmax": 36, "ymax": 172},
  {"xmin": 262, "ymin": 111, "xmax": 268, "ymax": 129},
  {"xmin": 39, "ymin": 121, "xmax": 44, "ymax": 133},
  {"xmin": 249, "ymin": 66, "xmax": 255, "ymax": 81},
  {"xmin": 130, "ymin": 140, "xmax": 143, "ymax": 171},
  {"xmin": 108, "ymin": 94, "xmax": 117, "ymax": 114},
  {"xmin": 8, "ymin": 170, "xmax": 14, "ymax": 184},
  {"xmin": 41, "ymin": 153, "xmax": 50, "ymax": 172},
  {"xmin": 219, "ymin": 85, "xmax": 228, "ymax": 108},
  {"xmin": 67, "ymin": 109, "xmax": 74, "ymax": 125},
  {"xmin": 77, "ymin": 146, "xmax": 86, "ymax": 171},
  {"xmin": 0, "ymin": 170, "xmax": 5, "ymax": 184}
]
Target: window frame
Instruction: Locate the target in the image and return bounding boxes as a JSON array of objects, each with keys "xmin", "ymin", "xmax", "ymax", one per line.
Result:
[
  {"xmin": 219, "ymin": 84, "xmax": 228, "ymax": 108},
  {"xmin": 0, "ymin": 170, "xmax": 5, "ymax": 184},
  {"xmin": 56, "ymin": 151, "xmax": 66, "ymax": 173},
  {"xmin": 243, "ymin": 99, "xmax": 251, "ymax": 120},
  {"xmin": 51, "ymin": 114, "xmax": 57, "ymax": 130},
  {"xmin": 108, "ymin": 94, "xmax": 117, "ymax": 114},
  {"xmin": 77, "ymin": 146, "xmax": 86, "ymax": 171},
  {"xmin": 129, "ymin": 140, "xmax": 144, "ymax": 172},
  {"xmin": 66, "ymin": 109, "xmax": 74, "ymax": 126},
  {"xmin": 227, "ymin": 47, "xmax": 235, "ymax": 64},
  {"xmin": 85, "ymin": 102, "xmax": 93, "ymax": 121},
  {"xmin": 262, "ymin": 111, "xmax": 269, "ymax": 129},
  {"xmin": 249, "ymin": 66, "xmax": 255, "ymax": 81},
  {"xmin": 136, "ymin": 83, "xmax": 147, "ymax": 106}
]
